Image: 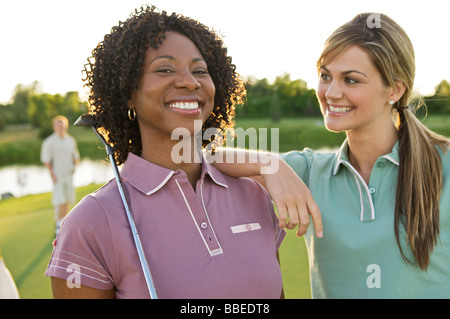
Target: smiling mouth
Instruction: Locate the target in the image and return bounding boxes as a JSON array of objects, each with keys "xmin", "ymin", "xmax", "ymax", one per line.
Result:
[
  {"xmin": 328, "ymin": 105, "xmax": 354, "ymax": 113},
  {"xmin": 166, "ymin": 100, "xmax": 203, "ymax": 117},
  {"xmin": 167, "ymin": 101, "xmax": 200, "ymax": 110}
]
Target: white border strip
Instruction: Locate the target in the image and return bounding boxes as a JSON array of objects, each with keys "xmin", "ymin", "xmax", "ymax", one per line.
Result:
[
  {"xmin": 146, "ymin": 171, "xmax": 175, "ymax": 195},
  {"xmin": 343, "ymin": 161, "xmax": 376, "ymax": 221},
  {"xmin": 381, "ymin": 155, "xmax": 399, "ymax": 166},
  {"xmin": 230, "ymin": 222, "xmax": 261, "ymax": 234}
]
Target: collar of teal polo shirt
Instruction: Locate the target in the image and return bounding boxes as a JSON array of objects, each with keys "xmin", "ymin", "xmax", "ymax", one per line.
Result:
[{"xmin": 331, "ymin": 139, "xmax": 400, "ymax": 221}]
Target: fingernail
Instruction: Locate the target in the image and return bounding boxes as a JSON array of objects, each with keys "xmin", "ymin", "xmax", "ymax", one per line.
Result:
[{"xmin": 317, "ymin": 231, "xmax": 323, "ymax": 238}]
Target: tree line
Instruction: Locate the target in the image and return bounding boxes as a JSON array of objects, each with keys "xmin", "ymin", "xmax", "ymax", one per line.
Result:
[
  {"xmin": 236, "ymin": 74, "xmax": 450, "ymax": 121},
  {"xmin": 1, "ymin": 75, "xmax": 449, "ymax": 136},
  {"xmin": 0, "ymin": 81, "xmax": 87, "ymax": 137}
]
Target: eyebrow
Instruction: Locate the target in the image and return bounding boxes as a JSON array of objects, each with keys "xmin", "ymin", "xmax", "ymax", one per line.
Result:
[
  {"xmin": 321, "ymin": 66, "xmax": 368, "ymax": 78},
  {"xmin": 150, "ymin": 55, "xmax": 206, "ymax": 64}
]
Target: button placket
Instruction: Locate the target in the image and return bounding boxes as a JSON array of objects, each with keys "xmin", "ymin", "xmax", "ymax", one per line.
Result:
[
  {"xmin": 342, "ymin": 160, "xmax": 376, "ymax": 221},
  {"xmin": 198, "ymin": 179, "xmax": 223, "ymax": 254},
  {"xmin": 175, "ymin": 178, "xmax": 223, "ymax": 256}
]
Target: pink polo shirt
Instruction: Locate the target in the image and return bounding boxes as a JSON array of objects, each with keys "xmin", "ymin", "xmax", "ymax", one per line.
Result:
[{"xmin": 45, "ymin": 153, "xmax": 285, "ymax": 299}]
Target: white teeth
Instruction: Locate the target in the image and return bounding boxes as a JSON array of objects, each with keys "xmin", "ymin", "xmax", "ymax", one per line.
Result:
[
  {"xmin": 329, "ymin": 105, "xmax": 353, "ymax": 113},
  {"xmin": 169, "ymin": 102, "xmax": 199, "ymax": 110}
]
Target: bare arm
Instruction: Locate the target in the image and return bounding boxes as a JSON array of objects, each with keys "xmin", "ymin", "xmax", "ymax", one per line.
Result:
[
  {"xmin": 206, "ymin": 148, "xmax": 323, "ymax": 237},
  {"xmin": 51, "ymin": 277, "xmax": 115, "ymax": 299}
]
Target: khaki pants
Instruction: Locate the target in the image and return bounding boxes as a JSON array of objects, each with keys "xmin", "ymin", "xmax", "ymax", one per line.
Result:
[{"xmin": 52, "ymin": 174, "xmax": 75, "ymax": 206}]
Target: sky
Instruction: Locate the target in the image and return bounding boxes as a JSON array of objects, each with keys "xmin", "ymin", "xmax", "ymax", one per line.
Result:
[{"xmin": 0, "ymin": 0, "xmax": 449, "ymax": 105}]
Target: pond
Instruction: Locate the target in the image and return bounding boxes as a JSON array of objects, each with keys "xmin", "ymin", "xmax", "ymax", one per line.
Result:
[{"xmin": 0, "ymin": 159, "xmax": 114, "ymax": 198}]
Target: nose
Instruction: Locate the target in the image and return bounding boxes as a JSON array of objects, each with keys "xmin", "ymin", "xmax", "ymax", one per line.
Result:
[
  {"xmin": 175, "ymin": 69, "xmax": 201, "ymax": 91},
  {"xmin": 324, "ymin": 80, "xmax": 343, "ymax": 101}
]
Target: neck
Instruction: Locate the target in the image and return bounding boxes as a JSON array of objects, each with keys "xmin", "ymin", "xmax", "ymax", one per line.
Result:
[
  {"xmin": 140, "ymin": 133, "xmax": 203, "ymax": 189},
  {"xmin": 346, "ymin": 123, "xmax": 397, "ymax": 184}
]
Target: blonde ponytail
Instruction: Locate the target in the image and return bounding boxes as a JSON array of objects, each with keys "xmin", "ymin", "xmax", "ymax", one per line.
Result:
[{"xmin": 395, "ymin": 106, "xmax": 449, "ymax": 270}]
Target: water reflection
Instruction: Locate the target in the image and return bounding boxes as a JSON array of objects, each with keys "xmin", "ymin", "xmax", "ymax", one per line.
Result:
[{"xmin": 0, "ymin": 160, "xmax": 114, "ymax": 198}]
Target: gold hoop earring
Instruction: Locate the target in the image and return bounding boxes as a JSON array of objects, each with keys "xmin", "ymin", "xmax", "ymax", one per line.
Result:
[{"xmin": 128, "ymin": 109, "xmax": 136, "ymax": 121}]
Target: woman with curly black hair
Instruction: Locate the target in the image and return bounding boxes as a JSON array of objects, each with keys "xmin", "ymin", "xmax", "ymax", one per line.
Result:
[
  {"xmin": 45, "ymin": 5, "xmax": 285, "ymax": 299},
  {"xmin": 85, "ymin": 5, "xmax": 244, "ymax": 166}
]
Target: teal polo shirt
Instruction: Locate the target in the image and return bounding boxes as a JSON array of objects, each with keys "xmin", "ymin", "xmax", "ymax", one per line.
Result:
[{"xmin": 282, "ymin": 140, "xmax": 450, "ymax": 298}]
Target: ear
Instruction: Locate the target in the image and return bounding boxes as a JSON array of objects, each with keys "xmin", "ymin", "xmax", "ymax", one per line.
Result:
[
  {"xmin": 388, "ymin": 80, "xmax": 407, "ymax": 103},
  {"xmin": 127, "ymin": 91, "xmax": 136, "ymax": 110}
]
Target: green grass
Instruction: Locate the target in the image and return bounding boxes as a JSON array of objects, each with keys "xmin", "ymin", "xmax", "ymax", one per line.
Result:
[
  {"xmin": 0, "ymin": 184, "xmax": 311, "ymax": 299},
  {"xmin": 234, "ymin": 117, "xmax": 346, "ymax": 152},
  {"xmin": 279, "ymin": 233, "xmax": 311, "ymax": 298},
  {"xmin": 422, "ymin": 114, "xmax": 450, "ymax": 137},
  {"xmin": 0, "ymin": 184, "xmax": 101, "ymax": 299}
]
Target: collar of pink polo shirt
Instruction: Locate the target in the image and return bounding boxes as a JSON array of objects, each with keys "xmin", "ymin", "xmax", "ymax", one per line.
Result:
[{"xmin": 120, "ymin": 152, "xmax": 228, "ymax": 196}]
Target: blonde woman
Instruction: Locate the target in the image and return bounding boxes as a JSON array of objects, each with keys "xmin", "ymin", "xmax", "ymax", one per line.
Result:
[{"xmin": 210, "ymin": 13, "xmax": 450, "ymax": 298}]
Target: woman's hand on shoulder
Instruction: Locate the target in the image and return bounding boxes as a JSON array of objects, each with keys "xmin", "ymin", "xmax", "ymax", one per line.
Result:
[{"xmin": 261, "ymin": 156, "xmax": 323, "ymax": 238}]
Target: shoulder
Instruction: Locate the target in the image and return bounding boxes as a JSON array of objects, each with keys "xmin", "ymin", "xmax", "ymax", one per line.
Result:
[
  {"xmin": 67, "ymin": 134, "xmax": 77, "ymax": 143},
  {"xmin": 281, "ymin": 148, "xmax": 336, "ymax": 181},
  {"xmin": 63, "ymin": 191, "xmax": 106, "ymax": 230},
  {"xmin": 281, "ymin": 147, "xmax": 315, "ymax": 168},
  {"xmin": 282, "ymin": 147, "xmax": 336, "ymax": 164},
  {"xmin": 62, "ymin": 180, "xmax": 119, "ymax": 229},
  {"xmin": 220, "ymin": 170, "xmax": 267, "ymax": 192},
  {"xmin": 240, "ymin": 176, "xmax": 272, "ymax": 199},
  {"xmin": 41, "ymin": 134, "xmax": 56, "ymax": 160},
  {"xmin": 42, "ymin": 133, "xmax": 56, "ymax": 145},
  {"xmin": 441, "ymin": 145, "xmax": 450, "ymax": 163},
  {"xmin": 212, "ymin": 166, "xmax": 271, "ymax": 196},
  {"xmin": 63, "ymin": 134, "xmax": 77, "ymax": 146},
  {"xmin": 221, "ymin": 174, "xmax": 275, "ymax": 211},
  {"xmin": 441, "ymin": 146, "xmax": 450, "ymax": 179}
]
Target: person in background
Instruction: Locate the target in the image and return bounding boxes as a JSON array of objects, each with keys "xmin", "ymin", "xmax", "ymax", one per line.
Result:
[{"xmin": 41, "ymin": 115, "xmax": 80, "ymax": 234}]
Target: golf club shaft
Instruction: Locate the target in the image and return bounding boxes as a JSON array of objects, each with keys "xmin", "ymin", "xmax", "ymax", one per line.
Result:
[{"xmin": 91, "ymin": 127, "xmax": 158, "ymax": 299}]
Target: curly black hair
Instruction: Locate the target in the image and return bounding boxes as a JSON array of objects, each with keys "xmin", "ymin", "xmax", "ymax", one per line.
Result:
[{"xmin": 83, "ymin": 5, "xmax": 246, "ymax": 165}]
